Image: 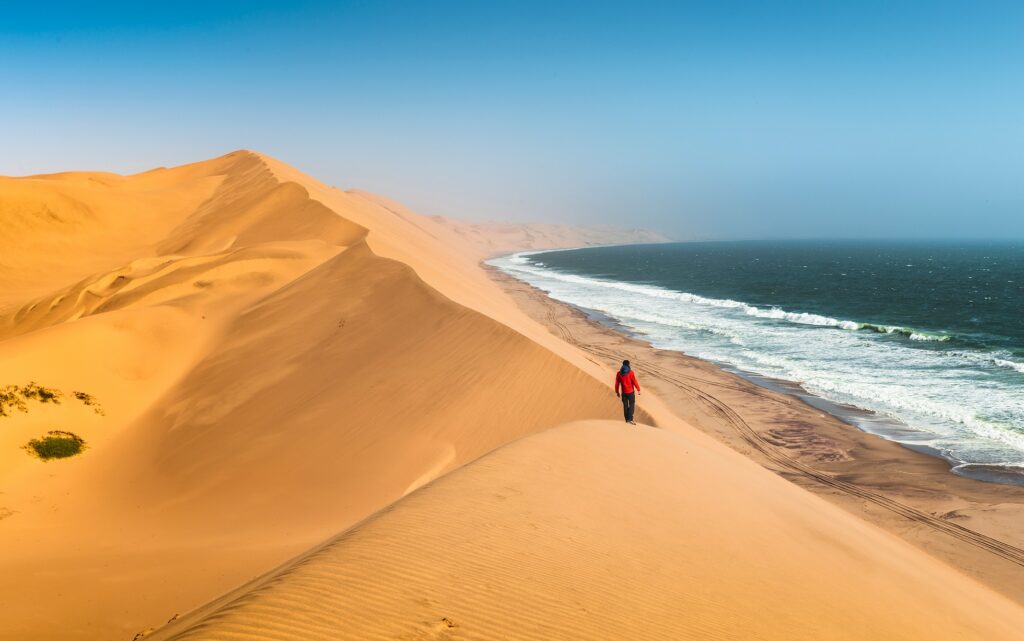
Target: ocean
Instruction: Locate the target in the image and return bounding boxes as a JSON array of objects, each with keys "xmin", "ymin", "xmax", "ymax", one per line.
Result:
[{"xmin": 489, "ymin": 240, "xmax": 1024, "ymax": 485}]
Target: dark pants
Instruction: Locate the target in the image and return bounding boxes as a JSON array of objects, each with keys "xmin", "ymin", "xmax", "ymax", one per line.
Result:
[{"xmin": 621, "ymin": 392, "xmax": 636, "ymax": 422}]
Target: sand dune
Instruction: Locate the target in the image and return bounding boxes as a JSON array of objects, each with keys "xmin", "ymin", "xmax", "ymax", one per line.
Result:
[
  {"xmin": 347, "ymin": 189, "xmax": 672, "ymax": 255},
  {"xmin": 434, "ymin": 217, "xmax": 672, "ymax": 255},
  {"xmin": 153, "ymin": 421, "xmax": 1024, "ymax": 641},
  {"xmin": 0, "ymin": 152, "xmax": 628, "ymax": 640},
  {"xmin": 2, "ymin": 151, "xmax": 1022, "ymax": 640},
  {"xmin": 0, "ymin": 157, "xmax": 229, "ymax": 308}
]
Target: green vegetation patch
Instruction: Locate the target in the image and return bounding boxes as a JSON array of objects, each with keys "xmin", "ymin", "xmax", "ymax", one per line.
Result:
[
  {"xmin": 73, "ymin": 391, "xmax": 105, "ymax": 415},
  {"xmin": 0, "ymin": 385, "xmax": 28, "ymax": 417},
  {"xmin": 1, "ymin": 383, "xmax": 103, "ymax": 417},
  {"xmin": 1, "ymin": 382, "xmax": 63, "ymax": 416},
  {"xmin": 25, "ymin": 430, "xmax": 86, "ymax": 460},
  {"xmin": 20, "ymin": 382, "xmax": 62, "ymax": 404}
]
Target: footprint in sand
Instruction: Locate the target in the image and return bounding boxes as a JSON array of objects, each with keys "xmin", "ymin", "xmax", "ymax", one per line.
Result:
[{"xmin": 405, "ymin": 616, "xmax": 459, "ymax": 640}]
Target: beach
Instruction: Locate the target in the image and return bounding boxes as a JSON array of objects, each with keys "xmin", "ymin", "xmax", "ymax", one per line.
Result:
[
  {"xmin": 2, "ymin": 151, "xmax": 1023, "ymax": 640},
  {"xmin": 489, "ymin": 265, "xmax": 1024, "ymax": 603}
]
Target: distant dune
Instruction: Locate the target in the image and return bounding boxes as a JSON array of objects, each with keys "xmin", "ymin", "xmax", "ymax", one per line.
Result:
[
  {"xmin": 432, "ymin": 217, "xmax": 672, "ymax": 256},
  {"xmin": 1, "ymin": 151, "xmax": 1021, "ymax": 640},
  {"xmin": 344, "ymin": 189, "xmax": 671, "ymax": 257}
]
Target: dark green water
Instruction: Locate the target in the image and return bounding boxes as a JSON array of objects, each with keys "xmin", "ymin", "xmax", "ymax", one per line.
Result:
[{"xmin": 491, "ymin": 240, "xmax": 1024, "ymax": 483}]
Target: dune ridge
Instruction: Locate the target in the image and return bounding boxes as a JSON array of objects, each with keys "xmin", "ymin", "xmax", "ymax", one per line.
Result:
[
  {"xmin": 153, "ymin": 422, "xmax": 1024, "ymax": 641},
  {"xmin": 0, "ymin": 151, "xmax": 627, "ymax": 640},
  {"xmin": 0, "ymin": 157, "xmax": 228, "ymax": 308}
]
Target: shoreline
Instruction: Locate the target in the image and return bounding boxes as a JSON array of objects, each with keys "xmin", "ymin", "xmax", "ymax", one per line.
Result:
[
  {"xmin": 571, "ymin": 298, "xmax": 948, "ymax": 470},
  {"xmin": 685, "ymin": 350, "xmax": 1024, "ymax": 487},
  {"xmin": 485, "ymin": 264, "xmax": 1024, "ymax": 605},
  {"xmin": 491, "ymin": 243, "xmax": 1024, "ymax": 488},
  {"xmin": 488, "ymin": 250, "xmax": 936, "ymax": 466}
]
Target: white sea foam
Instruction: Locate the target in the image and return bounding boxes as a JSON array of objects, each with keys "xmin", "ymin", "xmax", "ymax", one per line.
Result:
[
  {"xmin": 500, "ymin": 254, "xmax": 944, "ymax": 339},
  {"xmin": 489, "ymin": 251, "xmax": 1024, "ymax": 469},
  {"xmin": 994, "ymin": 358, "xmax": 1024, "ymax": 373}
]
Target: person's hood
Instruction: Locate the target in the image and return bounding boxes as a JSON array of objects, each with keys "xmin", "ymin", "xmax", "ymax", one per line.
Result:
[{"xmin": 619, "ymin": 365, "xmax": 631, "ymax": 376}]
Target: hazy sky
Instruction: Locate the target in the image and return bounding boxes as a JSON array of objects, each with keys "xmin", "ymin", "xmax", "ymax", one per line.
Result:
[{"xmin": 3, "ymin": 1, "xmax": 1023, "ymax": 239}]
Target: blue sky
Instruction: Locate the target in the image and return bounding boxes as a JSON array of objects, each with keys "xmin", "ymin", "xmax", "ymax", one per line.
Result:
[{"xmin": 2, "ymin": 1, "xmax": 1022, "ymax": 239}]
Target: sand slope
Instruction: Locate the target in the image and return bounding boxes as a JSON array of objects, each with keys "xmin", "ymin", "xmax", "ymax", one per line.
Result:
[
  {"xmin": 153, "ymin": 421, "xmax": 1024, "ymax": 641},
  {"xmin": 3, "ymin": 151, "xmax": 1022, "ymax": 640},
  {"xmin": 0, "ymin": 152, "xmax": 627, "ymax": 640},
  {"xmin": 0, "ymin": 157, "xmax": 229, "ymax": 309}
]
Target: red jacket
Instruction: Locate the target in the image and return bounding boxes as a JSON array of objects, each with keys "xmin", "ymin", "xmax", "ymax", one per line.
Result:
[{"xmin": 615, "ymin": 369, "xmax": 640, "ymax": 394}]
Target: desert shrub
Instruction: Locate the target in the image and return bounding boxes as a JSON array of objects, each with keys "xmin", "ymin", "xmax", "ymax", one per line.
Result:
[
  {"xmin": 21, "ymin": 382, "xmax": 62, "ymax": 404},
  {"xmin": 25, "ymin": 431, "xmax": 85, "ymax": 460},
  {"xmin": 73, "ymin": 391, "xmax": 105, "ymax": 414},
  {"xmin": 2, "ymin": 383, "xmax": 101, "ymax": 418},
  {"xmin": 0, "ymin": 385, "xmax": 28, "ymax": 417}
]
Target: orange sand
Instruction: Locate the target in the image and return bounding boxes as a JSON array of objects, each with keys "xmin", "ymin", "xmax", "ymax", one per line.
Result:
[
  {"xmin": 1, "ymin": 151, "xmax": 1021, "ymax": 640},
  {"xmin": 153, "ymin": 422, "xmax": 1024, "ymax": 641}
]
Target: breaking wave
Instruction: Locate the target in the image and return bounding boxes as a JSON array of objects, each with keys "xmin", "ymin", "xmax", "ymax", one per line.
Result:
[
  {"xmin": 506, "ymin": 253, "xmax": 953, "ymax": 343},
  {"xmin": 491, "ymin": 249, "xmax": 1024, "ymax": 479}
]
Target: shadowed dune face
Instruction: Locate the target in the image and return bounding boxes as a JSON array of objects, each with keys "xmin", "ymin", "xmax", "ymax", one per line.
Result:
[
  {"xmin": 105, "ymin": 241, "xmax": 622, "ymax": 532},
  {"xmin": 0, "ymin": 152, "xmax": 365, "ymax": 339},
  {"xmin": 155, "ymin": 421, "xmax": 1024, "ymax": 641},
  {"xmin": 0, "ymin": 151, "xmax": 625, "ymax": 641},
  {"xmin": 156, "ymin": 160, "xmax": 365, "ymax": 255}
]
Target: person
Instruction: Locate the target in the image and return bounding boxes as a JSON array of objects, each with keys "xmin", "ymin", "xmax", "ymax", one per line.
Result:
[{"xmin": 614, "ymin": 359, "xmax": 640, "ymax": 425}]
